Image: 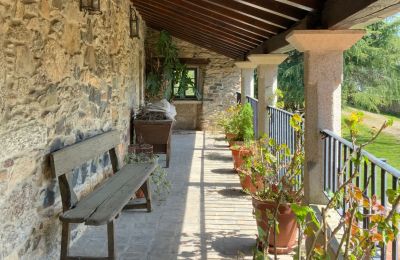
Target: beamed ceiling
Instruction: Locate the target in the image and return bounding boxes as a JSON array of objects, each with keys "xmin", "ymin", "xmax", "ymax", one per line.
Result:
[{"xmin": 131, "ymin": 0, "xmax": 400, "ymax": 59}]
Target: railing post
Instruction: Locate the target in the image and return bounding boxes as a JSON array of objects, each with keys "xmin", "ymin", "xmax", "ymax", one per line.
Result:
[
  {"xmin": 248, "ymin": 54, "xmax": 288, "ymax": 138},
  {"xmin": 287, "ymin": 30, "xmax": 365, "ymax": 204}
]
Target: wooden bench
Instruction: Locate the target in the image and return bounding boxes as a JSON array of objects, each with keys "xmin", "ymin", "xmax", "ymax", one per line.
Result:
[{"xmin": 50, "ymin": 130, "xmax": 157, "ymax": 260}]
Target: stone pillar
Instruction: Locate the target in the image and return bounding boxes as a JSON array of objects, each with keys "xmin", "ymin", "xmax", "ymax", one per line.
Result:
[
  {"xmin": 286, "ymin": 30, "xmax": 365, "ymax": 204},
  {"xmin": 248, "ymin": 54, "xmax": 288, "ymax": 138},
  {"xmin": 235, "ymin": 62, "xmax": 256, "ymax": 104}
]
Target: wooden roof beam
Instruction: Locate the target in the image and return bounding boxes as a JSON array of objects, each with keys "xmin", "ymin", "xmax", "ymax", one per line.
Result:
[
  {"xmin": 322, "ymin": 0, "xmax": 400, "ymax": 29},
  {"xmin": 204, "ymin": 0, "xmax": 295, "ymax": 27},
  {"xmin": 275, "ymin": 0, "xmax": 323, "ymax": 11},
  {"xmin": 138, "ymin": 10, "xmax": 255, "ymax": 50},
  {"xmin": 135, "ymin": 2, "xmax": 261, "ymax": 47},
  {"xmin": 247, "ymin": 0, "xmax": 400, "ymax": 55},
  {"xmin": 137, "ymin": 0, "xmax": 264, "ymax": 44},
  {"xmin": 145, "ymin": 22, "xmax": 246, "ymax": 58},
  {"xmin": 133, "ymin": 0, "xmax": 273, "ymax": 38},
  {"xmin": 141, "ymin": 14, "xmax": 252, "ymax": 52},
  {"xmin": 229, "ymin": 0, "xmax": 307, "ymax": 21},
  {"xmin": 177, "ymin": 0, "xmax": 282, "ymax": 34}
]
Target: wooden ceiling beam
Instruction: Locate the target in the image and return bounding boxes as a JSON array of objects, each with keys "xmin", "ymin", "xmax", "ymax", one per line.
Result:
[
  {"xmin": 141, "ymin": 0, "xmax": 274, "ymax": 38},
  {"xmin": 139, "ymin": 10, "xmax": 255, "ymax": 51},
  {"xmin": 141, "ymin": 14, "xmax": 251, "ymax": 52},
  {"xmin": 135, "ymin": 0, "xmax": 264, "ymax": 44},
  {"xmin": 135, "ymin": 2, "xmax": 261, "ymax": 47},
  {"xmin": 204, "ymin": 0, "xmax": 295, "ymax": 27},
  {"xmin": 174, "ymin": 0, "xmax": 282, "ymax": 34},
  {"xmin": 322, "ymin": 0, "xmax": 400, "ymax": 29},
  {"xmin": 144, "ymin": 20, "xmax": 246, "ymax": 57},
  {"xmin": 247, "ymin": 0, "xmax": 400, "ymax": 56},
  {"xmin": 234, "ymin": 0, "xmax": 308, "ymax": 20},
  {"xmin": 275, "ymin": 0, "xmax": 322, "ymax": 11},
  {"xmin": 146, "ymin": 22, "xmax": 243, "ymax": 59}
]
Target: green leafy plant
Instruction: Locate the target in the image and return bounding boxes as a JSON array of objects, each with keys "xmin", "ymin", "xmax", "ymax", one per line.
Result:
[
  {"xmin": 237, "ymin": 103, "xmax": 254, "ymax": 142},
  {"xmin": 292, "ymin": 112, "xmax": 400, "ymax": 260},
  {"xmin": 146, "ymin": 30, "xmax": 195, "ymax": 101},
  {"xmin": 217, "ymin": 105, "xmax": 242, "ymax": 136}
]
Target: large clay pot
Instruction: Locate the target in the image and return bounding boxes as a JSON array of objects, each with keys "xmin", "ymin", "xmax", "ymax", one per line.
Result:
[
  {"xmin": 230, "ymin": 144, "xmax": 251, "ymax": 170},
  {"xmin": 230, "ymin": 147, "xmax": 242, "ymax": 169},
  {"xmin": 252, "ymin": 198, "xmax": 298, "ymax": 254},
  {"xmin": 237, "ymin": 169, "xmax": 264, "ymax": 194}
]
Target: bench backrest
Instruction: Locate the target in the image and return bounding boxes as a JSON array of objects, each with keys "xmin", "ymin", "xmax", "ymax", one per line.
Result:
[{"xmin": 50, "ymin": 130, "xmax": 121, "ymax": 211}]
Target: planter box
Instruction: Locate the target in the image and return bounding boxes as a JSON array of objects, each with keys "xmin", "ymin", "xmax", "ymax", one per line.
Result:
[{"xmin": 133, "ymin": 119, "xmax": 173, "ymax": 167}]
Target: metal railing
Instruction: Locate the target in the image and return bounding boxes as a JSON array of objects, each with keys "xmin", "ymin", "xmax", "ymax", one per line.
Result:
[
  {"xmin": 322, "ymin": 129, "xmax": 399, "ymax": 260},
  {"xmin": 268, "ymin": 106, "xmax": 298, "ymax": 153},
  {"xmin": 246, "ymin": 96, "xmax": 258, "ymax": 138},
  {"xmin": 268, "ymin": 106, "xmax": 304, "ymax": 187}
]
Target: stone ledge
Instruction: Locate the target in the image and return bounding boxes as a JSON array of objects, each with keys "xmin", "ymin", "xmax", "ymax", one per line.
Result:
[{"xmin": 173, "ymin": 100, "xmax": 203, "ymax": 105}]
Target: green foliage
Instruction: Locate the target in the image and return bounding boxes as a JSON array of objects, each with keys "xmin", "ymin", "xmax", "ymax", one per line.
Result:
[
  {"xmin": 237, "ymin": 103, "xmax": 254, "ymax": 141},
  {"xmin": 218, "ymin": 104, "xmax": 254, "ymax": 142},
  {"xmin": 146, "ymin": 30, "xmax": 194, "ymax": 101},
  {"xmin": 343, "ymin": 19, "xmax": 400, "ymax": 112},
  {"xmin": 278, "ymin": 50, "xmax": 305, "ymax": 110},
  {"xmin": 277, "ymin": 18, "xmax": 400, "ymax": 113}
]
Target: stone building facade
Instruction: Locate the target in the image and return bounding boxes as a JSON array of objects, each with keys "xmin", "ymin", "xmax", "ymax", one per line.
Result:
[
  {"xmin": 0, "ymin": 0, "xmax": 145, "ymax": 259},
  {"xmin": 146, "ymin": 28, "xmax": 241, "ymax": 130}
]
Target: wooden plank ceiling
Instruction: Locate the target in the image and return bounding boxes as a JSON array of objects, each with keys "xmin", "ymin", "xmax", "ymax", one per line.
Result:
[{"xmin": 131, "ymin": 0, "xmax": 400, "ymax": 59}]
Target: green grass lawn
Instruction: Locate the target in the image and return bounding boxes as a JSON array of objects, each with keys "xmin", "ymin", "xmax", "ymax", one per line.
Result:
[
  {"xmin": 341, "ymin": 109, "xmax": 400, "ymax": 171},
  {"xmin": 341, "ymin": 122, "xmax": 400, "ymax": 170}
]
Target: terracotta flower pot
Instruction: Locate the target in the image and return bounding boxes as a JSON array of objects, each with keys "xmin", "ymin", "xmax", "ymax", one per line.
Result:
[
  {"xmin": 237, "ymin": 169, "xmax": 264, "ymax": 194},
  {"xmin": 230, "ymin": 145, "xmax": 252, "ymax": 170},
  {"xmin": 252, "ymin": 197, "xmax": 298, "ymax": 254},
  {"xmin": 230, "ymin": 147, "xmax": 243, "ymax": 170}
]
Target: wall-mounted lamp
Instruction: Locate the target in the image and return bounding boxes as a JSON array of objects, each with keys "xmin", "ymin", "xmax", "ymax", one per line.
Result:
[
  {"xmin": 130, "ymin": 6, "xmax": 140, "ymax": 39},
  {"xmin": 80, "ymin": 0, "xmax": 101, "ymax": 14}
]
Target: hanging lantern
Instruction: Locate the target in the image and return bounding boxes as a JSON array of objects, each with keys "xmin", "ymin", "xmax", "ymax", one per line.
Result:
[
  {"xmin": 80, "ymin": 0, "xmax": 101, "ymax": 14},
  {"xmin": 130, "ymin": 6, "xmax": 140, "ymax": 39}
]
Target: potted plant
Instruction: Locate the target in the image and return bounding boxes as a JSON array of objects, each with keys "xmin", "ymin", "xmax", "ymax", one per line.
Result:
[
  {"xmin": 217, "ymin": 105, "xmax": 241, "ymax": 145},
  {"xmin": 228, "ymin": 103, "xmax": 254, "ymax": 169},
  {"xmin": 245, "ymin": 114, "xmax": 304, "ymax": 257}
]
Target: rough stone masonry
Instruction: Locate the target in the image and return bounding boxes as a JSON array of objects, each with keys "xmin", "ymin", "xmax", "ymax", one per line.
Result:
[{"xmin": 0, "ymin": 0, "xmax": 145, "ymax": 259}]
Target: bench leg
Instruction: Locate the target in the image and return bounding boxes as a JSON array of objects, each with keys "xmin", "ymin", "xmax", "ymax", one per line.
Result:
[
  {"xmin": 142, "ymin": 179, "xmax": 152, "ymax": 212},
  {"xmin": 60, "ymin": 222, "xmax": 70, "ymax": 260},
  {"xmin": 107, "ymin": 220, "xmax": 116, "ymax": 260}
]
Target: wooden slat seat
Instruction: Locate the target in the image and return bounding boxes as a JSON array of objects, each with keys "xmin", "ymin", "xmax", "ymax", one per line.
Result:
[
  {"xmin": 60, "ymin": 163, "xmax": 156, "ymax": 225},
  {"xmin": 50, "ymin": 130, "xmax": 156, "ymax": 260}
]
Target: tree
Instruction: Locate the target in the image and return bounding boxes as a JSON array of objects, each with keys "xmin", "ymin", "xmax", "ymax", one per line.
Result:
[
  {"xmin": 343, "ymin": 19, "xmax": 400, "ymax": 112},
  {"xmin": 278, "ymin": 50, "xmax": 304, "ymax": 111},
  {"xmin": 277, "ymin": 17, "xmax": 400, "ymax": 113}
]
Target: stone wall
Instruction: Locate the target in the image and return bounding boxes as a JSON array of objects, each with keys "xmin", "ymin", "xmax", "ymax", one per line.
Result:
[
  {"xmin": 0, "ymin": 1, "xmax": 145, "ymax": 259},
  {"xmin": 145, "ymin": 28, "xmax": 241, "ymax": 130}
]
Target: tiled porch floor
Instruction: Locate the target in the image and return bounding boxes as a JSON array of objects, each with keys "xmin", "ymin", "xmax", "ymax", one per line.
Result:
[{"xmin": 71, "ymin": 131, "xmax": 292, "ymax": 259}]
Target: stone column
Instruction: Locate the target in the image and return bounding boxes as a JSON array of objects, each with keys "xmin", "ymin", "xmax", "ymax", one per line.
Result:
[
  {"xmin": 286, "ymin": 30, "xmax": 365, "ymax": 204},
  {"xmin": 235, "ymin": 62, "xmax": 256, "ymax": 104},
  {"xmin": 248, "ymin": 54, "xmax": 288, "ymax": 138}
]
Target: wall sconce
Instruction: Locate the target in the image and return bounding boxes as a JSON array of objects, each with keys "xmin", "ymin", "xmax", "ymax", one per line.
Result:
[
  {"xmin": 80, "ymin": 0, "xmax": 101, "ymax": 14},
  {"xmin": 130, "ymin": 6, "xmax": 140, "ymax": 39}
]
